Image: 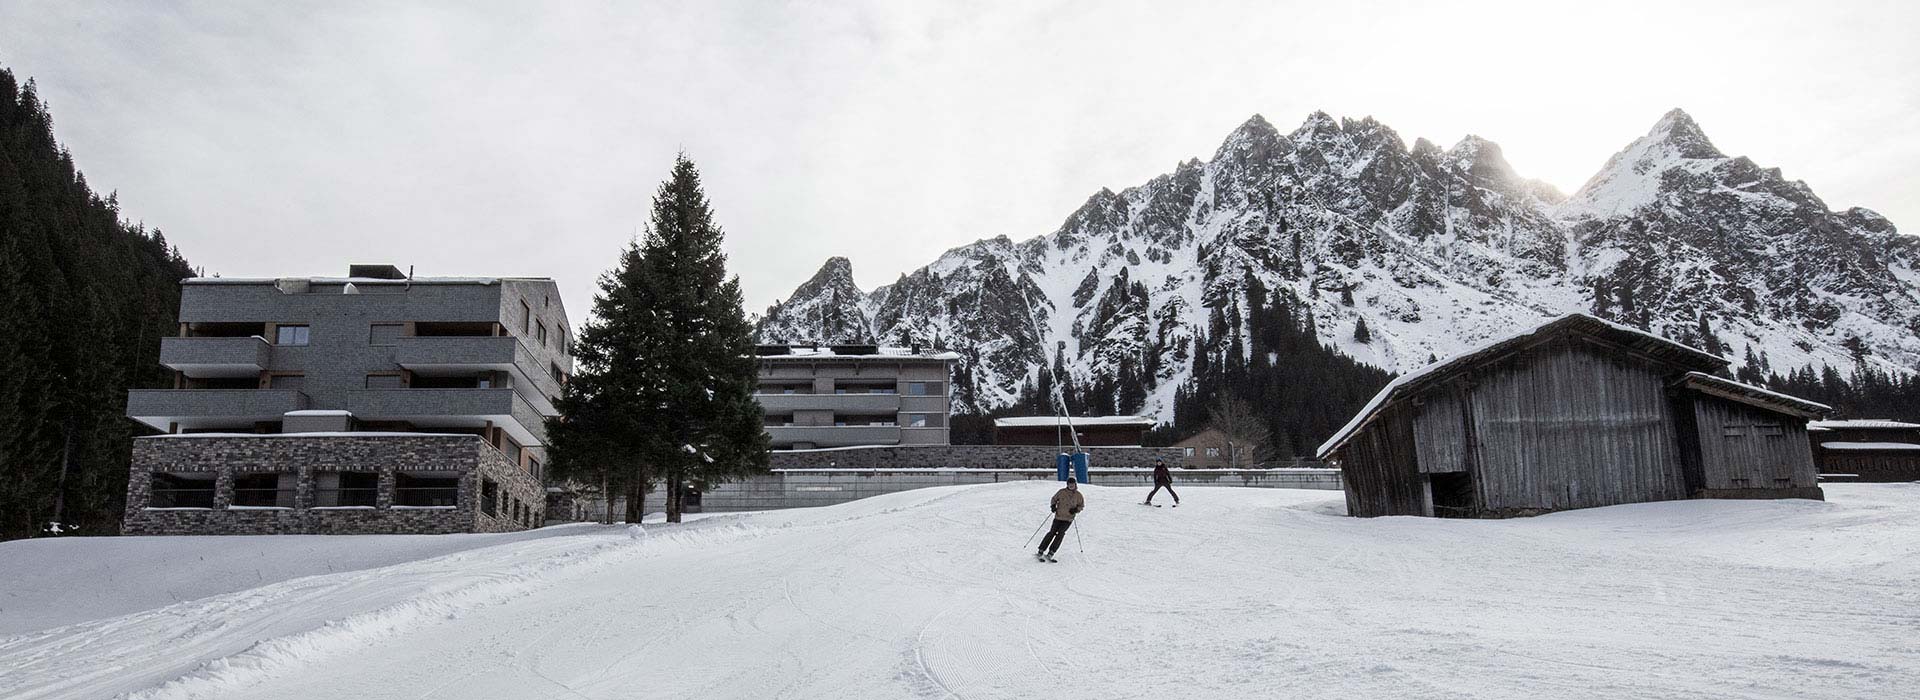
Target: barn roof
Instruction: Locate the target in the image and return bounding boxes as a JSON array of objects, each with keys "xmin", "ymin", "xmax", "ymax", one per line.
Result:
[
  {"xmin": 1674, "ymin": 372, "xmax": 1830, "ymax": 419},
  {"xmin": 1315, "ymin": 313, "xmax": 1728, "ymax": 459},
  {"xmin": 1808, "ymin": 419, "xmax": 1920, "ymax": 431}
]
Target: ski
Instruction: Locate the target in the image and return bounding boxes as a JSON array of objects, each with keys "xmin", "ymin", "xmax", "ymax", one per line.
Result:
[{"xmin": 1141, "ymin": 502, "xmax": 1162, "ymax": 507}]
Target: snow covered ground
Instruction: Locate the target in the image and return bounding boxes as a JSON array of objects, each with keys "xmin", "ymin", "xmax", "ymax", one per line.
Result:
[{"xmin": 3, "ymin": 483, "xmax": 1916, "ymax": 699}]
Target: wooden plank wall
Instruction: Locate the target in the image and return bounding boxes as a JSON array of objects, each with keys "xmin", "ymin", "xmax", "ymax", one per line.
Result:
[
  {"xmin": 1334, "ymin": 404, "xmax": 1430, "ymax": 517},
  {"xmin": 1467, "ymin": 345, "xmax": 1690, "ymax": 512},
  {"xmin": 1413, "ymin": 387, "xmax": 1469, "ymax": 474},
  {"xmin": 1691, "ymin": 397, "xmax": 1818, "ymax": 490}
]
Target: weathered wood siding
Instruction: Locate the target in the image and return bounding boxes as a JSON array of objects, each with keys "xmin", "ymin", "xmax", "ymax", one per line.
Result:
[
  {"xmin": 1412, "ymin": 387, "xmax": 1470, "ymax": 474},
  {"xmin": 1335, "ymin": 404, "xmax": 1430, "ymax": 517},
  {"xmin": 1691, "ymin": 398, "xmax": 1817, "ymax": 490},
  {"xmin": 1466, "ymin": 345, "xmax": 1689, "ymax": 513},
  {"xmin": 1816, "ymin": 451, "xmax": 1920, "ymax": 482}
]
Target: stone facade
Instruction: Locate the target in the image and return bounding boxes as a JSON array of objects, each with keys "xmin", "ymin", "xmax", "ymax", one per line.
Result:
[
  {"xmin": 123, "ymin": 434, "xmax": 546, "ymax": 535},
  {"xmin": 768, "ymin": 444, "xmax": 1184, "ymax": 469}
]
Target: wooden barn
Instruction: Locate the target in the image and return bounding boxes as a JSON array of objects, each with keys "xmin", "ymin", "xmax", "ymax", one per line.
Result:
[
  {"xmin": 1316, "ymin": 314, "xmax": 1830, "ymax": 518},
  {"xmin": 1808, "ymin": 419, "xmax": 1920, "ymax": 482}
]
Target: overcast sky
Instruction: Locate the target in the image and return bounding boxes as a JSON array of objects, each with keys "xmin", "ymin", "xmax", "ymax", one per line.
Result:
[{"xmin": 3, "ymin": 0, "xmax": 1915, "ymax": 327}]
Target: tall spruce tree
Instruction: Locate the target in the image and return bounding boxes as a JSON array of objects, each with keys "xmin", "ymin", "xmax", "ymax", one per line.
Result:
[
  {"xmin": 0, "ymin": 70, "xmax": 194, "ymax": 539},
  {"xmin": 547, "ymin": 156, "xmax": 767, "ymax": 523}
]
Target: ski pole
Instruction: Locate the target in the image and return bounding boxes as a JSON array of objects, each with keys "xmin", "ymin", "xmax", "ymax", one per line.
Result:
[
  {"xmin": 1023, "ymin": 516, "xmax": 1050, "ymax": 548},
  {"xmin": 1074, "ymin": 516, "xmax": 1085, "ymax": 553}
]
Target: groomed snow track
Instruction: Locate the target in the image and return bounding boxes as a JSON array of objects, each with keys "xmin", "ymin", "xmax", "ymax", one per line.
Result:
[{"xmin": 3, "ymin": 482, "xmax": 1918, "ymax": 698}]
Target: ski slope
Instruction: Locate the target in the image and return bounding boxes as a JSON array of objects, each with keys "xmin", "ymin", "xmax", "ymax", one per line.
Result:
[{"xmin": 3, "ymin": 482, "xmax": 1917, "ymax": 699}]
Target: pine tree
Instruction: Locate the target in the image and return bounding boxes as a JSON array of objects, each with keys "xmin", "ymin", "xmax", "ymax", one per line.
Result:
[
  {"xmin": 548, "ymin": 155, "xmax": 768, "ymax": 524},
  {"xmin": 1352, "ymin": 317, "xmax": 1372, "ymax": 344}
]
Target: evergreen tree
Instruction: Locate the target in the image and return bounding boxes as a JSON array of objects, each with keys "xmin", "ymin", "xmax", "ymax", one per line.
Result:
[
  {"xmin": 1352, "ymin": 317, "xmax": 1372, "ymax": 344},
  {"xmin": 0, "ymin": 70, "xmax": 195, "ymax": 539},
  {"xmin": 547, "ymin": 155, "xmax": 768, "ymax": 524}
]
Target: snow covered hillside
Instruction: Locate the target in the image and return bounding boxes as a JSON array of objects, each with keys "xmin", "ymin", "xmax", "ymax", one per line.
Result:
[
  {"xmin": 757, "ymin": 110, "xmax": 1920, "ymax": 420},
  {"xmin": 4, "ymin": 483, "xmax": 1917, "ymax": 699}
]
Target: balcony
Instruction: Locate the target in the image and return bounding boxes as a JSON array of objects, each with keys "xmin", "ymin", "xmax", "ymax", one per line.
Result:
[
  {"xmin": 346, "ymin": 388, "xmax": 547, "ymax": 443},
  {"xmin": 159, "ymin": 336, "xmax": 273, "ymax": 377},
  {"xmin": 394, "ymin": 336, "xmax": 519, "ymax": 370},
  {"xmin": 126, "ymin": 389, "xmax": 310, "ymax": 430},
  {"xmin": 755, "ymin": 392, "xmax": 901, "ymax": 413},
  {"xmin": 765, "ymin": 425, "xmax": 901, "ymax": 448}
]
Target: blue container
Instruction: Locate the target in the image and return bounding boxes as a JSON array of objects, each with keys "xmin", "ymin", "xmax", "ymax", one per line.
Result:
[
  {"xmin": 1056, "ymin": 453, "xmax": 1071, "ymax": 482},
  {"xmin": 1071, "ymin": 452, "xmax": 1090, "ymax": 483}
]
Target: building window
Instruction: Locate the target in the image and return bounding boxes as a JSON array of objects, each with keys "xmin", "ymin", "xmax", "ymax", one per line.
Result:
[
  {"xmin": 395, "ymin": 472, "xmax": 459, "ymax": 507},
  {"xmin": 521, "ymin": 301, "xmax": 533, "ymax": 333},
  {"xmin": 231, "ymin": 473, "xmax": 293, "ymax": 508},
  {"xmin": 1206, "ymin": 447, "xmax": 1221, "ymax": 458},
  {"xmin": 536, "ymin": 321, "xmax": 548, "ymax": 345},
  {"xmin": 1184, "ymin": 447, "xmax": 1195, "ymax": 457},
  {"xmin": 906, "ymin": 381, "xmax": 941, "ymax": 396},
  {"xmin": 275, "ymin": 325, "xmax": 310, "ymax": 346},
  {"xmin": 905, "ymin": 413, "xmax": 930, "ymax": 428},
  {"xmin": 550, "ymin": 363, "xmax": 564, "ymax": 384},
  {"xmin": 528, "ymin": 456, "xmax": 542, "ymax": 478},
  {"xmin": 480, "ymin": 479, "xmax": 499, "ymax": 517},
  {"xmin": 314, "ymin": 471, "xmax": 378, "ymax": 507},
  {"xmin": 369, "ymin": 323, "xmax": 402, "ymax": 346},
  {"xmin": 365, "ymin": 373, "xmax": 404, "ymax": 389},
  {"xmin": 149, "ymin": 472, "xmax": 216, "ymax": 508}
]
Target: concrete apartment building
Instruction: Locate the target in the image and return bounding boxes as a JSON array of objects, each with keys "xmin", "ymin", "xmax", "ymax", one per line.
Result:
[
  {"xmin": 121, "ymin": 265, "xmax": 571, "ymax": 535},
  {"xmin": 755, "ymin": 345, "xmax": 957, "ymax": 449}
]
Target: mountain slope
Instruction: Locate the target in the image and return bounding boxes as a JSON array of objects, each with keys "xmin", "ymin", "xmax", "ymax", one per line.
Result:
[{"xmin": 758, "ymin": 110, "xmax": 1920, "ymax": 421}]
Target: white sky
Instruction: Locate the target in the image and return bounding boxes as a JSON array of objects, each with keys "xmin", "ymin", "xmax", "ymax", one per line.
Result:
[{"xmin": 2, "ymin": 0, "xmax": 1915, "ymax": 328}]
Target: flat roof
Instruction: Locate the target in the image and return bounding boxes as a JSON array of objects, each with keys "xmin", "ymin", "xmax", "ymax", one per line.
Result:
[
  {"xmin": 993, "ymin": 416, "xmax": 1155, "ymax": 428},
  {"xmin": 183, "ymin": 276, "xmax": 554, "ymax": 285},
  {"xmin": 757, "ymin": 347, "xmax": 959, "ymax": 361}
]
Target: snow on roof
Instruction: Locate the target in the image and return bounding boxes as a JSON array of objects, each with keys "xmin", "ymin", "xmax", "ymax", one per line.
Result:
[
  {"xmin": 284, "ymin": 410, "xmax": 353, "ymax": 416},
  {"xmin": 1676, "ymin": 372, "xmax": 1831, "ymax": 417},
  {"xmin": 1316, "ymin": 313, "xmax": 1727, "ymax": 459},
  {"xmin": 758, "ymin": 346, "xmax": 961, "ymax": 361},
  {"xmin": 1809, "ymin": 419, "xmax": 1920, "ymax": 431},
  {"xmin": 141, "ymin": 431, "xmax": 476, "ymax": 439},
  {"xmin": 184, "ymin": 276, "xmax": 543, "ymax": 285},
  {"xmin": 1818, "ymin": 442, "xmax": 1920, "ymax": 451},
  {"xmin": 993, "ymin": 416, "xmax": 1156, "ymax": 428}
]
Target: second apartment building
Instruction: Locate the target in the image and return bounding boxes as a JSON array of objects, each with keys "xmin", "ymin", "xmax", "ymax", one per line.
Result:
[{"xmin": 755, "ymin": 345, "xmax": 956, "ymax": 449}]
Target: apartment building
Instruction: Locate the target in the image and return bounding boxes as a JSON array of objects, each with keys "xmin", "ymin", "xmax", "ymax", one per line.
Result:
[
  {"xmin": 121, "ymin": 265, "xmax": 571, "ymax": 535},
  {"xmin": 755, "ymin": 345, "xmax": 957, "ymax": 449}
]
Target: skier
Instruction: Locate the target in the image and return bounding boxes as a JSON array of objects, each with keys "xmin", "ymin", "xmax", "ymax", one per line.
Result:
[
  {"xmin": 1036, "ymin": 477, "xmax": 1085, "ymax": 562},
  {"xmin": 1145, "ymin": 458, "xmax": 1179, "ymax": 507}
]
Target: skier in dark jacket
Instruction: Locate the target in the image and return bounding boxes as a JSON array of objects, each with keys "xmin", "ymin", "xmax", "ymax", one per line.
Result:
[
  {"xmin": 1037, "ymin": 478, "xmax": 1084, "ymax": 562},
  {"xmin": 1145, "ymin": 458, "xmax": 1179, "ymax": 506}
]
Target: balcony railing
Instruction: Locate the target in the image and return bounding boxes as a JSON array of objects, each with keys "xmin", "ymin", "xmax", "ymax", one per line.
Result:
[
  {"xmin": 126, "ymin": 389, "xmax": 310, "ymax": 422},
  {"xmin": 765, "ymin": 425, "xmax": 901, "ymax": 447},
  {"xmin": 159, "ymin": 336, "xmax": 273, "ymax": 375},
  {"xmin": 755, "ymin": 393, "xmax": 902, "ymax": 413},
  {"xmin": 393, "ymin": 335, "xmax": 519, "ymax": 368}
]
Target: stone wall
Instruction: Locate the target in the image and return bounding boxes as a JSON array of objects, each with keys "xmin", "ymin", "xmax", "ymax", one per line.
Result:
[
  {"xmin": 123, "ymin": 434, "xmax": 545, "ymax": 535},
  {"xmin": 769, "ymin": 444, "xmax": 1185, "ymax": 469}
]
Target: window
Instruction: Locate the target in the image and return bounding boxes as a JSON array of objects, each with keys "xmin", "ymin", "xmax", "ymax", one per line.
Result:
[
  {"xmin": 527, "ymin": 456, "xmax": 542, "ymax": 478},
  {"xmin": 907, "ymin": 381, "xmax": 941, "ymax": 396},
  {"xmin": 365, "ymin": 373, "xmax": 404, "ymax": 389},
  {"xmin": 1184, "ymin": 447, "xmax": 1196, "ymax": 457},
  {"xmin": 536, "ymin": 321, "xmax": 547, "ymax": 345},
  {"xmin": 497, "ymin": 434, "xmax": 522, "ymax": 463},
  {"xmin": 275, "ymin": 325, "xmax": 310, "ymax": 346},
  {"xmin": 395, "ymin": 472, "xmax": 459, "ymax": 507},
  {"xmin": 480, "ymin": 479, "xmax": 499, "ymax": 517},
  {"xmin": 1206, "ymin": 447, "xmax": 1221, "ymax": 458},
  {"xmin": 369, "ymin": 323, "xmax": 402, "ymax": 346},
  {"xmin": 905, "ymin": 413, "xmax": 930, "ymax": 428},
  {"xmin": 835, "ymin": 388, "xmax": 848, "ymax": 395},
  {"xmin": 872, "ymin": 387, "xmax": 897, "ymax": 394},
  {"xmin": 550, "ymin": 363, "xmax": 564, "ymax": 384},
  {"xmin": 232, "ymin": 473, "xmax": 293, "ymax": 508},
  {"xmin": 149, "ymin": 472, "xmax": 216, "ymax": 508},
  {"xmin": 314, "ymin": 471, "xmax": 379, "ymax": 507},
  {"xmin": 521, "ymin": 301, "xmax": 533, "ymax": 333}
]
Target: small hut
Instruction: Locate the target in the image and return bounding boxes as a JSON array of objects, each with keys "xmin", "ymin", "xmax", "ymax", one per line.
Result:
[
  {"xmin": 1317, "ymin": 314, "xmax": 1829, "ymax": 518},
  {"xmin": 1808, "ymin": 419, "xmax": 1920, "ymax": 482}
]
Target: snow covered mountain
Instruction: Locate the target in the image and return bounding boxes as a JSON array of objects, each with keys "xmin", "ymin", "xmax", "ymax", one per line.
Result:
[{"xmin": 757, "ymin": 110, "xmax": 1920, "ymax": 419}]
